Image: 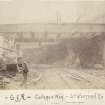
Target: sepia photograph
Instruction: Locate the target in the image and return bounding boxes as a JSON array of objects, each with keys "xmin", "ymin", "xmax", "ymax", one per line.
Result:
[{"xmin": 0, "ymin": 0, "xmax": 105, "ymax": 89}]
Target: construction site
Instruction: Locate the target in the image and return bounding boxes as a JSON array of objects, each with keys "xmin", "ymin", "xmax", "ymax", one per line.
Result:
[
  {"xmin": 0, "ymin": 23, "xmax": 105, "ymax": 89},
  {"xmin": 0, "ymin": 1, "xmax": 105, "ymax": 89}
]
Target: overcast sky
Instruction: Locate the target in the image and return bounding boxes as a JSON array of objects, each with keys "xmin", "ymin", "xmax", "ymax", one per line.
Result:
[{"xmin": 0, "ymin": 0, "xmax": 105, "ymax": 24}]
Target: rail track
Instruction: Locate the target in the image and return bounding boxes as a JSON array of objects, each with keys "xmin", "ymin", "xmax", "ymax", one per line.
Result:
[{"xmin": 2, "ymin": 66, "xmax": 105, "ymax": 89}]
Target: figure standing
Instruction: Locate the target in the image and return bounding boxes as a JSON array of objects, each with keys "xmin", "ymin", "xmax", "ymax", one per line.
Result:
[{"xmin": 17, "ymin": 57, "xmax": 29, "ymax": 85}]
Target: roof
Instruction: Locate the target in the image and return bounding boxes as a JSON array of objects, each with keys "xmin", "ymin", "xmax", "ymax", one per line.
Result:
[{"xmin": 0, "ymin": 23, "xmax": 105, "ymax": 33}]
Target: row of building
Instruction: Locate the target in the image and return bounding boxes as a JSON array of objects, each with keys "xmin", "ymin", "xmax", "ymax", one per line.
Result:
[{"xmin": 0, "ymin": 23, "xmax": 105, "ymax": 64}]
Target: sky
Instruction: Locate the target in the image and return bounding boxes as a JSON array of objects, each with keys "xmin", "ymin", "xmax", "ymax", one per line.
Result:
[{"xmin": 0, "ymin": 0, "xmax": 105, "ymax": 24}]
